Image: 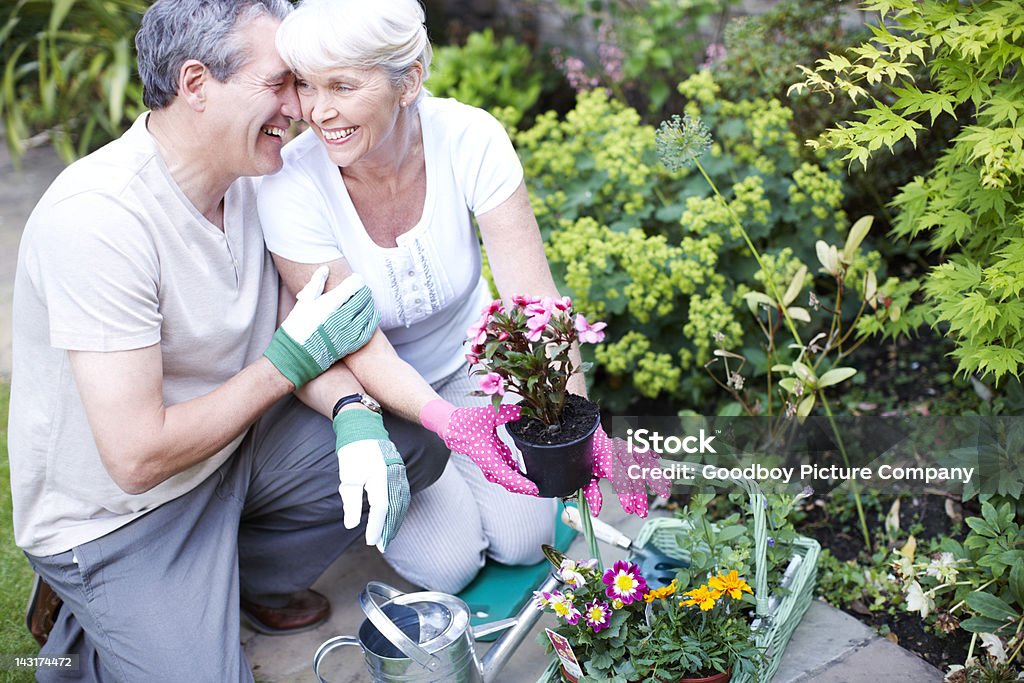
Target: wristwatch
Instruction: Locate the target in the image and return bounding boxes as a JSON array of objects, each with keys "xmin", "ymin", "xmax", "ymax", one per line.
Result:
[{"xmin": 332, "ymin": 393, "xmax": 382, "ymax": 419}]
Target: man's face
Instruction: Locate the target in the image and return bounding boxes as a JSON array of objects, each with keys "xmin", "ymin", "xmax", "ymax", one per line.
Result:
[{"xmin": 204, "ymin": 15, "xmax": 299, "ymax": 178}]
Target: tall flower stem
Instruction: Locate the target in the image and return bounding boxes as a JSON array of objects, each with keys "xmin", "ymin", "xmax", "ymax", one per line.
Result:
[
  {"xmin": 693, "ymin": 160, "xmax": 801, "ymax": 344},
  {"xmin": 821, "ymin": 394, "xmax": 870, "ymax": 548},
  {"xmin": 690, "ymin": 155, "xmax": 873, "ymax": 550}
]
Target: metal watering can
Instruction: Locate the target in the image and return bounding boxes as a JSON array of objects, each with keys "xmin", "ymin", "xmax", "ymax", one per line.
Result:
[{"xmin": 314, "ymin": 573, "xmax": 561, "ymax": 683}]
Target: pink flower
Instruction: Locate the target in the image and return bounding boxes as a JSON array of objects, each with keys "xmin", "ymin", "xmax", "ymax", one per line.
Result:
[
  {"xmin": 482, "ymin": 299, "xmax": 504, "ymax": 317},
  {"xmin": 575, "ymin": 314, "xmax": 607, "ymax": 344},
  {"xmin": 465, "ymin": 353, "xmax": 480, "ymax": 366},
  {"xmin": 466, "ymin": 320, "xmax": 487, "ymax": 346},
  {"xmin": 479, "ymin": 372, "xmax": 506, "ymax": 396},
  {"xmin": 512, "ymin": 294, "xmax": 541, "ymax": 307},
  {"xmin": 525, "ymin": 300, "xmax": 553, "ymax": 321},
  {"xmin": 525, "ymin": 299, "xmax": 554, "ymax": 341},
  {"xmin": 583, "ymin": 599, "xmax": 612, "ymax": 633},
  {"xmin": 526, "ymin": 318, "xmax": 548, "ymax": 342},
  {"xmin": 552, "ymin": 295, "xmax": 573, "ymax": 312},
  {"xmin": 602, "ymin": 560, "xmax": 648, "ymax": 604}
]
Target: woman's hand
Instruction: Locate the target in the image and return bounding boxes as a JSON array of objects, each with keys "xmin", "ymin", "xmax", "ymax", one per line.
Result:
[
  {"xmin": 420, "ymin": 400, "xmax": 540, "ymax": 496},
  {"xmin": 584, "ymin": 427, "xmax": 671, "ymax": 517}
]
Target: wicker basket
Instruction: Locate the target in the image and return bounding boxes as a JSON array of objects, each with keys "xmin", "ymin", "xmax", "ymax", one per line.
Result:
[{"xmin": 537, "ymin": 477, "xmax": 820, "ymax": 683}]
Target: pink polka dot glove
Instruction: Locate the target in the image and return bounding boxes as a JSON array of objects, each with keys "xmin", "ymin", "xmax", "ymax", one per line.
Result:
[
  {"xmin": 584, "ymin": 426, "xmax": 671, "ymax": 517},
  {"xmin": 420, "ymin": 400, "xmax": 540, "ymax": 496}
]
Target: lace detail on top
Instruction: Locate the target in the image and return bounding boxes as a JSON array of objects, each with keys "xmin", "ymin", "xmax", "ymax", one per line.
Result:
[{"xmin": 383, "ymin": 258, "xmax": 407, "ymax": 328}]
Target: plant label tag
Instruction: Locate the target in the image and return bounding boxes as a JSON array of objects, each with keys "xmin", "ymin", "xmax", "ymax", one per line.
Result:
[{"xmin": 545, "ymin": 628, "xmax": 583, "ymax": 679}]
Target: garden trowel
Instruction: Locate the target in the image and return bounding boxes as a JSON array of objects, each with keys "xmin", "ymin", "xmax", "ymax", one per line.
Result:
[{"xmin": 561, "ymin": 507, "xmax": 686, "ymax": 586}]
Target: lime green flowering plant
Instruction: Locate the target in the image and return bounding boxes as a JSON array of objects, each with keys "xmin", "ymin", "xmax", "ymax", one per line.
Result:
[{"xmin": 516, "ymin": 80, "xmax": 862, "ymax": 414}]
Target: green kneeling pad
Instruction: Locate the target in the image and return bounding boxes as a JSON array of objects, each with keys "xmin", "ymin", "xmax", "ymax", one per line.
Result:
[{"xmin": 458, "ymin": 505, "xmax": 576, "ymax": 642}]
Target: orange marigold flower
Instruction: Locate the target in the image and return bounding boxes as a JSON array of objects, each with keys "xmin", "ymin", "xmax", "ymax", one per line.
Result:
[
  {"xmin": 708, "ymin": 570, "xmax": 753, "ymax": 600},
  {"xmin": 644, "ymin": 579, "xmax": 678, "ymax": 603},
  {"xmin": 681, "ymin": 584, "xmax": 720, "ymax": 611}
]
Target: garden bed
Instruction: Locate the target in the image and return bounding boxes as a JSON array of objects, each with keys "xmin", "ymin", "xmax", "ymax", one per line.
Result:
[{"xmin": 799, "ymin": 491, "xmax": 975, "ymax": 670}]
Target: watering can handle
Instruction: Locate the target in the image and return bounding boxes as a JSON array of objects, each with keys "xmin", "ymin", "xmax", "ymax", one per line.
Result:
[
  {"xmin": 313, "ymin": 635, "xmax": 361, "ymax": 683},
  {"xmin": 360, "ymin": 581, "xmax": 442, "ymax": 672}
]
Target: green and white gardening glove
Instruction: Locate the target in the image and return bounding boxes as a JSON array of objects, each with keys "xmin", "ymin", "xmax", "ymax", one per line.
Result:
[
  {"xmin": 332, "ymin": 408, "xmax": 410, "ymax": 551},
  {"xmin": 264, "ymin": 267, "xmax": 380, "ymax": 389}
]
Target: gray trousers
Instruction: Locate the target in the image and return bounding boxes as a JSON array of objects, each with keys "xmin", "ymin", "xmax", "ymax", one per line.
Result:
[{"xmin": 26, "ymin": 396, "xmax": 447, "ymax": 683}]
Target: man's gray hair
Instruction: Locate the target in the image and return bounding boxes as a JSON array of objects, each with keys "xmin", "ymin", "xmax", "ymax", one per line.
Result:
[{"xmin": 136, "ymin": 0, "xmax": 292, "ymax": 109}]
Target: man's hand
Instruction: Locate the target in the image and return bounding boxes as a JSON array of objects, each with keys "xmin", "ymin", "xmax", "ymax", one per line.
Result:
[
  {"xmin": 333, "ymin": 409, "xmax": 410, "ymax": 551},
  {"xmin": 420, "ymin": 400, "xmax": 540, "ymax": 496},
  {"xmin": 264, "ymin": 267, "xmax": 379, "ymax": 389}
]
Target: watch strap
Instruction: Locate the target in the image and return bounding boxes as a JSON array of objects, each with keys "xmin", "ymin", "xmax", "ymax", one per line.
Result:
[{"xmin": 332, "ymin": 393, "xmax": 365, "ymax": 419}]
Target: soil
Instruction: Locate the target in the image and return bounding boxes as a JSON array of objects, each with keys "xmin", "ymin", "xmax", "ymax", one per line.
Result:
[
  {"xmin": 798, "ymin": 492, "xmax": 976, "ymax": 670},
  {"xmin": 507, "ymin": 394, "xmax": 601, "ymax": 446}
]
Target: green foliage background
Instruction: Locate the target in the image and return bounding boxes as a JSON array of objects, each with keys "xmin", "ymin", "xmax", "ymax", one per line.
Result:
[
  {"xmin": 0, "ymin": 0, "xmax": 147, "ymax": 164},
  {"xmin": 793, "ymin": 0, "xmax": 1024, "ymax": 383}
]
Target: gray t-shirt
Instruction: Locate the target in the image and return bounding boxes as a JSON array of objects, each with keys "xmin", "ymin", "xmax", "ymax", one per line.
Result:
[{"xmin": 9, "ymin": 113, "xmax": 279, "ymax": 556}]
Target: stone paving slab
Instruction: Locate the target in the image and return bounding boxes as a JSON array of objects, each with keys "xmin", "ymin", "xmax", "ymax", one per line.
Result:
[{"xmin": 788, "ymin": 637, "xmax": 944, "ymax": 683}]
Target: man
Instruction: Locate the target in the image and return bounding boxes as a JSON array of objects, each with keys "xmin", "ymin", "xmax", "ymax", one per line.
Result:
[{"xmin": 7, "ymin": 0, "xmax": 466, "ymax": 679}]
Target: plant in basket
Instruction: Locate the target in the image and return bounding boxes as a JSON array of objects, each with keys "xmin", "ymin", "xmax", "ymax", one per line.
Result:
[
  {"xmin": 632, "ymin": 571, "xmax": 765, "ymax": 683},
  {"xmin": 535, "ymin": 551, "xmax": 766, "ymax": 683},
  {"xmin": 533, "ymin": 555, "xmax": 652, "ymax": 683},
  {"xmin": 466, "ymin": 295, "xmax": 607, "ymax": 498}
]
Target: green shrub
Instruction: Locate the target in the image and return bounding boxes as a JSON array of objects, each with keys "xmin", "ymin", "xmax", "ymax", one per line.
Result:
[
  {"xmin": 791, "ymin": 0, "xmax": 1024, "ymax": 383},
  {"xmin": 426, "ymin": 28, "xmax": 546, "ymax": 131},
  {"xmin": 517, "ymin": 79, "xmax": 869, "ymax": 412},
  {"xmin": 0, "ymin": 0, "xmax": 147, "ymax": 164}
]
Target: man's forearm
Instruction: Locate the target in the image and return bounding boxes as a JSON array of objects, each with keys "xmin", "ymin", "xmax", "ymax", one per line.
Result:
[
  {"xmin": 73, "ymin": 348, "xmax": 294, "ymax": 495},
  {"xmin": 296, "ymin": 360, "xmax": 367, "ymax": 417}
]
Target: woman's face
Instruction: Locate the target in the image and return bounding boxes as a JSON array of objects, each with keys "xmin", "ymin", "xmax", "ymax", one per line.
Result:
[{"xmin": 294, "ymin": 66, "xmax": 411, "ymax": 169}]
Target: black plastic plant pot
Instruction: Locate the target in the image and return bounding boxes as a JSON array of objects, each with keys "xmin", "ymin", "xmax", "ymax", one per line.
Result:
[{"xmin": 506, "ymin": 396, "xmax": 601, "ymax": 498}]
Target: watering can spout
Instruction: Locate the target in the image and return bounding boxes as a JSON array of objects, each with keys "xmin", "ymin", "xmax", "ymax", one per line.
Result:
[{"xmin": 479, "ymin": 571, "xmax": 562, "ymax": 683}]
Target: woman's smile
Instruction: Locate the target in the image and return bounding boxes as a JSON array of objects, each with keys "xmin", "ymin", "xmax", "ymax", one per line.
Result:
[{"xmin": 321, "ymin": 126, "xmax": 358, "ymax": 142}]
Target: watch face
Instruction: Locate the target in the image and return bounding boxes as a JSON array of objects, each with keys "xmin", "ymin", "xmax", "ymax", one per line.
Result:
[{"xmin": 362, "ymin": 396, "xmax": 382, "ymax": 413}]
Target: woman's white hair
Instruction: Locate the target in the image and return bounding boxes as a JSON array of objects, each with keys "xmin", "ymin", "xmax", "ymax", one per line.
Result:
[{"xmin": 276, "ymin": 0, "xmax": 432, "ymax": 93}]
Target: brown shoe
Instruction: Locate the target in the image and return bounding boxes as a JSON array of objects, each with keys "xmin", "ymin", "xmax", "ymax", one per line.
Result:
[
  {"xmin": 240, "ymin": 589, "xmax": 330, "ymax": 635},
  {"xmin": 26, "ymin": 575, "xmax": 62, "ymax": 647}
]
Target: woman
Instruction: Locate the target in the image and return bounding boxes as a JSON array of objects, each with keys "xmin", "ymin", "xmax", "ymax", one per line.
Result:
[{"xmin": 258, "ymin": 0, "xmax": 582, "ymax": 592}]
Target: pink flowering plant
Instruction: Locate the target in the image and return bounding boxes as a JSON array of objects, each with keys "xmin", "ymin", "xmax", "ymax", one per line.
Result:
[
  {"xmin": 533, "ymin": 556, "xmax": 651, "ymax": 682},
  {"xmin": 465, "ymin": 295, "xmax": 606, "ymax": 426}
]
